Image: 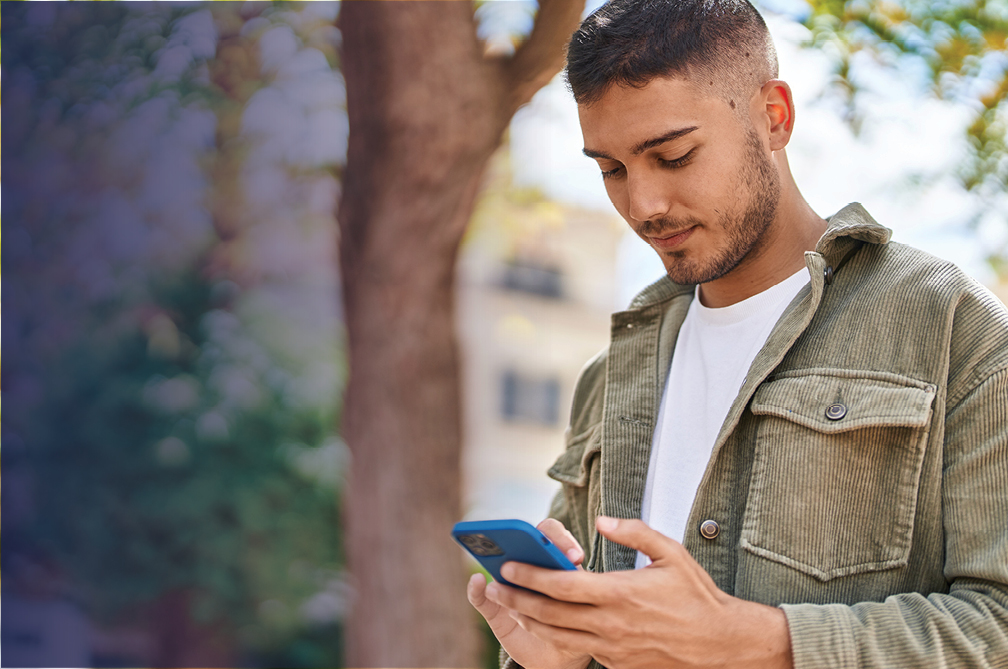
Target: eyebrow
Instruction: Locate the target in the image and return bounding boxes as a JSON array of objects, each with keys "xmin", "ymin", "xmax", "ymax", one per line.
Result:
[{"xmin": 583, "ymin": 125, "xmax": 700, "ymax": 160}]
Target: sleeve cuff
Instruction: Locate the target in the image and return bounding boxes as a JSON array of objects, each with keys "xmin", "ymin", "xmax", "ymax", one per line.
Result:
[{"xmin": 781, "ymin": 603, "xmax": 859, "ymax": 669}]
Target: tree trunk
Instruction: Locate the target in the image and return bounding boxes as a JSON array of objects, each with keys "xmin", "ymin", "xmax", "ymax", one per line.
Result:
[{"xmin": 336, "ymin": 1, "xmax": 582, "ymax": 665}]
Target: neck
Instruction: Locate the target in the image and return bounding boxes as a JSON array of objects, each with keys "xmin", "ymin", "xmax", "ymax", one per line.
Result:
[{"xmin": 698, "ymin": 151, "xmax": 826, "ymax": 308}]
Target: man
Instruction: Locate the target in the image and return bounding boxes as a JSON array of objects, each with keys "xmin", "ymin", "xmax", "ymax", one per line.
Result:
[{"xmin": 467, "ymin": 0, "xmax": 1008, "ymax": 667}]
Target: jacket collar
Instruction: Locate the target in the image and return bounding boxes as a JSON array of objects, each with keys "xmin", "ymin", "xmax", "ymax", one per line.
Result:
[
  {"xmin": 626, "ymin": 202, "xmax": 892, "ymax": 310},
  {"xmin": 816, "ymin": 202, "xmax": 892, "ymax": 255}
]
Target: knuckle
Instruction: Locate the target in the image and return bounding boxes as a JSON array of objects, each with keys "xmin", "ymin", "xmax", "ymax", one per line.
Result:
[
  {"xmin": 606, "ymin": 580, "xmax": 631, "ymax": 603},
  {"xmin": 610, "ymin": 615, "xmax": 633, "ymax": 639},
  {"xmin": 596, "ymin": 610, "xmax": 634, "ymax": 644},
  {"xmin": 552, "ymin": 579, "xmax": 576, "ymax": 601}
]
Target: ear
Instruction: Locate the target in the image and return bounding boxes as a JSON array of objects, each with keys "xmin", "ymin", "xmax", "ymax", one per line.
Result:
[{"xmin": 759, "ymin": 79, "xmax": 794, "ymax": 151}]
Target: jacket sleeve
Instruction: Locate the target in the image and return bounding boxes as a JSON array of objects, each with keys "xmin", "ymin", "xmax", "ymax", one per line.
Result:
[{"xmin": 782, "ymin": 365, "xmax": 1008, "ymax": 668}]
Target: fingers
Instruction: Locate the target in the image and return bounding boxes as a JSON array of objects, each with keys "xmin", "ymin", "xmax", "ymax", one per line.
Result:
[
  {"xmin": 595, "ymin": 516, "xmax": 680, "ymax": 565},
  {"xmin": 537, "ymin": 518, "xmax": 585, "ymax": 567},
  {"xmin": 509, "ymin": 609, "xmax": 600, "ymax": 657},
  {"xmin": 485, "ymin": 578, "xmax": 600, "ymax": 635},
  {"xmin": 499, "ymin": 561, "xmax": 601, "ymax": 604},
  {"xmin": 469, "ymin": 573, "xmax": 527, "ymax": 640},
  {"xmin": 467, "ymin": 573, "xmax": 498, "ymax": 614}
]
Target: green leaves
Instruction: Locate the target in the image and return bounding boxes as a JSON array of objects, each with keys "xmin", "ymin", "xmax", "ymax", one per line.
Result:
[{"xmin": 803, "ymin": 0, "xmax": 1008, "ymax": 194}]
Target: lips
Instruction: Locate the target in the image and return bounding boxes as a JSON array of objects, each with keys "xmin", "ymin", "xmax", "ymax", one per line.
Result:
[{"xmin": 648, "ymin": 225, "xmax": 697, "ymax": 250}]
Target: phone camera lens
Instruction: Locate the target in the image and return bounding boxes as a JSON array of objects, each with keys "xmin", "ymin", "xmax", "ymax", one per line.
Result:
[{"xmin": 459, "ymin": 533, "xmax": 504, "ymax": 557}]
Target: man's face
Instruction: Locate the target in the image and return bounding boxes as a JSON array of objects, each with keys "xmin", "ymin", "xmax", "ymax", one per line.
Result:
[{"xmin": 578, "ymin": 76, "xmax": 781, "ymax": 286}]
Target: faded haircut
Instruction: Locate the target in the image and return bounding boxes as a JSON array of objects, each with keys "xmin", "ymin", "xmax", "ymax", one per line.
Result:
[{"xmin": 565, "ymin": 0, "xmax": 778, "ymax": 110}]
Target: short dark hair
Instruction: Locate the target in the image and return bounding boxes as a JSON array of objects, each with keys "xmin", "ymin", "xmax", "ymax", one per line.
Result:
[{"xmin": 565, "ymin": 0, "xmax": 778, "ymax": 107}]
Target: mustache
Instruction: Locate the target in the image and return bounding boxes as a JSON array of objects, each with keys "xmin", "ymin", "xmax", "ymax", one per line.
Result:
[{"xmin": 636, "ymin": 216, "xmax": 704, "ymax": 238}]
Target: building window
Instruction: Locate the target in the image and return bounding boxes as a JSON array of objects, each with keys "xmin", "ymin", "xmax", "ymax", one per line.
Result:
[
  {"xmin": 500, "ymin": 370, "xmax": 560, "ymax": 425},
  {"xmin": 500, "ymin": 260, "xmax": 563, "ymax": 299}
]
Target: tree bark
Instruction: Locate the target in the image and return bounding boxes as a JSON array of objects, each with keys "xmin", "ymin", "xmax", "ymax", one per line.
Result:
[{"xmin": 336, "ymin": 1, "xmax": 582, "ymax": 665}]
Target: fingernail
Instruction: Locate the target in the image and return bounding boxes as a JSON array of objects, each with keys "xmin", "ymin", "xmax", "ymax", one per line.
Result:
[
  {"xmin": 566, "ymin": 548, "xmax": 581, "ymax": 562},
  {"xmin": 597, "ymin": 516, "xmax": 618, "ymax": 532},
  {"xmin": 500, "ymin": 562, "xmax": 514, "ymax": 579},
  {"xmin": 469, "ymin": 573, "xmax": 484, "ymax": 587}
]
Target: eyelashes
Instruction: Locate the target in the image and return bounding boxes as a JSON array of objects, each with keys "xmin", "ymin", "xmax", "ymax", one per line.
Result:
[
  {"xmin": 658, "ymin": 146, "xmax": 697, "ymax": 169},
  {"xmin": 600, "ymin": 147, "xmax": 698, "ymax": 180}
]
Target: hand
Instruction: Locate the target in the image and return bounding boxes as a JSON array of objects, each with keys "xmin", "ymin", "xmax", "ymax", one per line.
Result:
[
  {"xmin": 487, "ymin": 516, "xmax": 793, "ymax": 669},
  {"xmin": 467, "ymin": 519, "xmax": 592, "ymax": 669}
]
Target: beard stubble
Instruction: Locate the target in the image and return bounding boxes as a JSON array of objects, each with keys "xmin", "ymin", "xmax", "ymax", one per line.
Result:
[{"xmin": 650, "ymin": 131, "xmax": 782, "ymax": 286}]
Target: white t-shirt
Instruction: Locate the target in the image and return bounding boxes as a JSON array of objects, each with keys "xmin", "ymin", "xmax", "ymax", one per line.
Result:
[{"xmin": 635, "ymin": 268, "xmax": 810, "ymax": 568}]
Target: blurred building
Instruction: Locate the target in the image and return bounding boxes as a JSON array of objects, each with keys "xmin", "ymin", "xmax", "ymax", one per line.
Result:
[{"xmin": 457, "ymin": 162, "xmax": 629, "ymax": 524}]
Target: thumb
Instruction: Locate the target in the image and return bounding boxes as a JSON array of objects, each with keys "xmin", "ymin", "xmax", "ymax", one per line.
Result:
[
  {"xmin": 467, "ymin": 573, "xmax": 500, "ymax": 616},
  {"xmin": 595, "ymin": 516, "xmax": 679, "ymax": 565},
  {"xmin": 467, "ymin": 573, "xmax": 523, "ymax": 640}
]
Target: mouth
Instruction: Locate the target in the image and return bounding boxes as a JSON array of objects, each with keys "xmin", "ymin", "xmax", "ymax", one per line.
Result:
[{"xmin": 648, "ymin": 225, "xmax": 697, "ymax": 250}]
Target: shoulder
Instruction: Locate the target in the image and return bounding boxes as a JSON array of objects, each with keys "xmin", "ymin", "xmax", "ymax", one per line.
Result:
[
  {"xmin": 843, "ymin": 239, "xmax": 1004, "ymax": 321},
  {"xmin": 852, "ymin": 240, "xmax": 1008, "ymax": 402},
  {"xmin": 872, "ymin": 241, "xmax": 1007, "ymax": 332}
]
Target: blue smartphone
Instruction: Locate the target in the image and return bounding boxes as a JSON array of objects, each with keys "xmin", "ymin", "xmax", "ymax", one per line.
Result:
[{"xmin": 452, "ymin": 519, "xmax": 576, "ymax": 588}]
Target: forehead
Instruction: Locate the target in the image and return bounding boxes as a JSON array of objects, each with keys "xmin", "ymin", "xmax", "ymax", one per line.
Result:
[{"xmin": 578, "ymin": 76, "xmax": 737, "ymax": 155}]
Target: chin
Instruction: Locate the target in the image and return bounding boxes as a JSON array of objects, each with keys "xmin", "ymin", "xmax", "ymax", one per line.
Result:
[{"xmin": 663, "ymin": 252, "xmax": 741, "ymax": 286}]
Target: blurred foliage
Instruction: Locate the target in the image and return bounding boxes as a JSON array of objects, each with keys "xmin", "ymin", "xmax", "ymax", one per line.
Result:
[
  {"xmin": 803, "ymin": 0, "xmax": 1008, "ymax": 195},
  {"xmin": 467, "ymin": 150, "xmax": 567, "ymax": 258},
  {"xmin": 473, "ymin": 0, "xmax": 537, "ymax": 56},
  {"xmin": 4, "ymin": 2, "xmax": 347, "ymax": 665}
]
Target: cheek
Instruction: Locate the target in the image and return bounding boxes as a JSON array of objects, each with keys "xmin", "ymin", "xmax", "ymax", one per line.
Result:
[
  {"xmin": 603, "ymin": 181, "xmax": 631, "ymax": 218},
  {"xmin": 684, "ymin": 166, "xmax": 739, "ymax": 216},
  {"xmin": 683, "ymin": 164, "xmax": 721, "ymax": 199}
]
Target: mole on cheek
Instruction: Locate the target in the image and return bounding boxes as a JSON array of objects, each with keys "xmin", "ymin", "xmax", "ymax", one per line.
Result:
[{"xmin": 730, "ymin": 100, "xmax": 736, "ymax": 109}]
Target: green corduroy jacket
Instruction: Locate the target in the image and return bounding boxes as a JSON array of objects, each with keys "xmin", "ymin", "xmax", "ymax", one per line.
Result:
[{"xmin": 503, "ymin": 203, "xmax": 1008, "ymax": 668}]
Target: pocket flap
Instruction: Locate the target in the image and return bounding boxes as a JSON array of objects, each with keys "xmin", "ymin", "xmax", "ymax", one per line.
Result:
[
  {"xmin": 750, "ymin": 370, "xmax": 936, "ymax": 434},
  {"xmin": 548, "ymin": 423, "xmax": 601, "ymax": 486}
]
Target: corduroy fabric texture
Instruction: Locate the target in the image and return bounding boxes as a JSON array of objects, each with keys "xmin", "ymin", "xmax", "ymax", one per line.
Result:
[{"xmin": 500, "ymin": 203, "xmax": 1008, "ymax": 669}]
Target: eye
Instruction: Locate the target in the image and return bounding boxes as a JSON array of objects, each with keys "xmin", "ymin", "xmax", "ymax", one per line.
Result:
[
  {"xmin": 600, "ymin": 164, "xmax": 624, "ymax": 180},
  {"xmin": 658, "ymin": 147, "xmax": 697, "ymax": 169}
]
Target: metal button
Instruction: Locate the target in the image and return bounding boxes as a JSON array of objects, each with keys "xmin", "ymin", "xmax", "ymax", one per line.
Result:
[
  {"xmin": 699, "ymin": 519, "xmax": 720, "ymax": 540},
  {"xmin": 824, "ymin": 266, "xmax": 834, "ymax": 285},
  {"xmin": 825, "ymin": 403, "xmax": 847, "ymax": 421},
  {"xmin": 626, "ymin": 323, "xmax": 634, "ymax": 329}
]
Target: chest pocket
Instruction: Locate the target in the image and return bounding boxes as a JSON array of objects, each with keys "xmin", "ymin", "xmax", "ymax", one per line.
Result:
[
  {"xmin": 548, "ymin": 423, "xmax": 603, "ymax": 571},
  {"xmin": 740, "ymin": 370, "xmax": 936, "ymax": 581}
]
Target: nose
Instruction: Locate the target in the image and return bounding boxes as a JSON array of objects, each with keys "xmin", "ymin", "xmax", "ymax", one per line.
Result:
[{"xmin": 626, "ymin": 169, "xmax": 672, "ymax": 223}]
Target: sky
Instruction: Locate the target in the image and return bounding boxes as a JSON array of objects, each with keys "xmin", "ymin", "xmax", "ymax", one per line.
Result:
[{"xmin": 505, "ymin": 3, "xmax": 1008, "ymax": 304}]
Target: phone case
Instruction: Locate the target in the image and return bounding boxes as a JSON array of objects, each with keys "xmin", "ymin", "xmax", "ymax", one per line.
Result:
[{"xmin": 452, "ymin": 518, "xmax": 576, "ymax": 588}]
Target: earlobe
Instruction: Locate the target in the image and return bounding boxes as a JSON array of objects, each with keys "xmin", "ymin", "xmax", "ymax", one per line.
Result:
[{"xmin": 761, "ymin": 79, "xmax": 794, "ymax": 151}]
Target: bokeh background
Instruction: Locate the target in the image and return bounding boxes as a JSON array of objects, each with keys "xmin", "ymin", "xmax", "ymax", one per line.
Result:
[{"xmin": 3, "ymin": 1, "xmax": 1006, "ymax": 667}]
